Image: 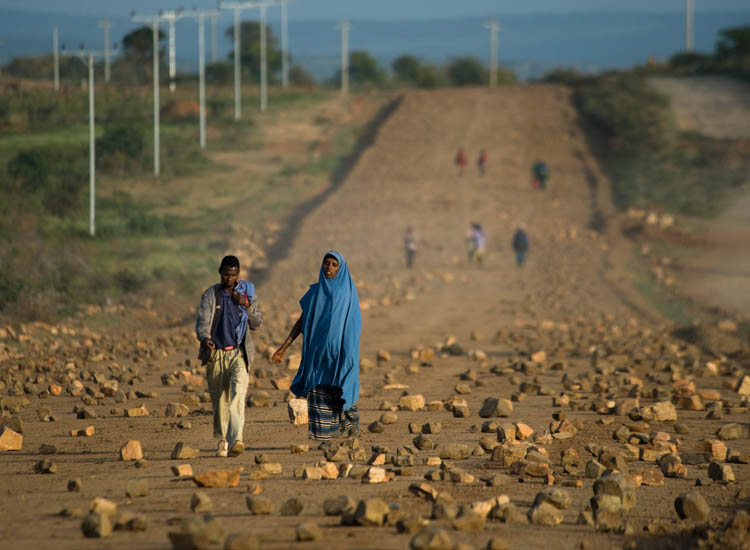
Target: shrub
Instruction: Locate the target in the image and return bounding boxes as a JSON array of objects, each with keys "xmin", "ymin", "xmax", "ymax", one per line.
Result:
[
  {"xmin": 7, "ymin": 149, "xmax": 49, "ymax": 192},
  {"xmin": 289, "ymin": 64, "xmax": 316, "ymax": 87},
  {"xmin": 446, "ymin": 57, "xmax": 487, "ymax": 86},
  {"xmin": 393, "ymin": 55, "xmax": 421, "ymax": 84}
]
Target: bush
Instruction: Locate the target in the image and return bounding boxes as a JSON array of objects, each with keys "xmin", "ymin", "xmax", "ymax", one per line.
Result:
[
  {"xmin": 289, "ymin": 64, "xmax": 316, "ymax": 87},
  {"xmin": 578, "ymin": 74, "xmax": 671, "ymax": 158},
  {"xmin": 7, "ymin": 149, "xmax": 49, "ymax": 192},
  {"xmin": 669, "ymin": 52, "xmax": 713, "ymax": 73},
  {"xmin": 206, "ymin": 61, "xmax": 234, "ymax": 85},
  {"xmin": 393, "ymin": 55, "xmax": 421, "ymax": 84},
  {"xmin": 416, "ymin": 64, "xmax": 443, "ymax": 89},
  {"xmin": 97, "ymin": 123, "xmax": 146, "ymax": 160},
  {"xmin": 348, "ymin": 51, "xmax": 386, "ymax": 87},
  {"xmin": 447, "ymin": 57, "xmax": 487, "ymax": 86}
]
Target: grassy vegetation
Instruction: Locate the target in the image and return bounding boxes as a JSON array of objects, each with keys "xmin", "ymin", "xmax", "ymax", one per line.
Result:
[
  {"xmin": 0, "ymin": 80, "xmax": 363, "ymax": 321},
  {"xmin": 559, "ymin": 72, "xmax": 749, "ymax": 217}
]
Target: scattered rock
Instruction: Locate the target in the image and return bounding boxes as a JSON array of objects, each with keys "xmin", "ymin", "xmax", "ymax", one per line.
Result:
[
  {"xmin": 81, "ymin": 512, "xmax": 112, "ymax": 538},
  {"xmin": 193, "ymin": 468, "xmax": 243, "ymax": 488},
  {"xmin": 675, "ymin": 491, "xmax": 711, "ymax": 521},
  {"xmin": 245, "ymin": 495, "xmax": 274, "ymax": 515},
  {"xmin": 353, "ymin": 498, "xmax": 389, "ymax": 526},
  {"xmin": 717, "ymin": 423, "xmax": 743, "ymax": 441},
  {"xmin": 0, "ymin": 426, "xmax": 22, "ymax": 451},
  {"xmin": 708, "ymin": 461, "xmax": 735, "ymax": 483},
  {"xmin": 288, "ymin": 399, "xmax": 308, "ymax": 425},
  {"xmin": 479, "ymin": 397, "xmax": 513, "ymax": 418},
  {"xmin": 296, "ymin": 521, "xmax": 322, "ymax": 542},
  {"xmin": 280, "ymin": 498, "xmax": 304, "ymax": 516},
  {"xmin": 528, "ymin": 501, "xmax": 563, "ymax": 526},
  {"xmin": 190, "ymin": 492, "xmax": 213, "ymax": 513},
  {"xmin": 410, "ymin": 527, "xmax": 453, "ymax": 550},
  {"xmin": 120, "ymin": 440, "xmax": 143, "ymax": 461},
  {"xmin": 165, "ymin": 403, "xmax": 190, "ymax": 417},
  {"xmin": 125, "ymin": 479, "xmax": 149, "ymax": 498},
  {"xmin": 399, "ymin": 395, "xmax": 425, "ymax": 411}
]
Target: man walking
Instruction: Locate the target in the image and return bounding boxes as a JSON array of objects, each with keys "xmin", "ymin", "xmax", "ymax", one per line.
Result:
[
  {"xmin": 512, "ymin": 227, "xmax": 530, "ymax": 266},
  {"xmin": 196, "ymin": 255, "xmax": 263, "ymax": 457}
]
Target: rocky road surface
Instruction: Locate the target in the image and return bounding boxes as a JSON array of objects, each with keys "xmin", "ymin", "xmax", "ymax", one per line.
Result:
[{"xmin": 1, "ymin": 86, "xmax": 749, "ymax": 550}]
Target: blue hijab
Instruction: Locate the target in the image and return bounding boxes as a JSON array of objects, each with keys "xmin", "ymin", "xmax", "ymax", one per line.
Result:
[{"xmin": 290, "ymin": 251, "xmax": 361, "ymax": 410}]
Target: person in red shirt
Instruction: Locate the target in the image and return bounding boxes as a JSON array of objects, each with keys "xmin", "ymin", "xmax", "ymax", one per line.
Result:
[
  {"xmin": 455, "ymin": 148, "xmax": 468, "ymax": 175},
  {"xmin": 477, "ymin": 149, "xmax": 488, "ymax": 176}
]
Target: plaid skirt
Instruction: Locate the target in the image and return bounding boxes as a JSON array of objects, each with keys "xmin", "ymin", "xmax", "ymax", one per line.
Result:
[{"xmin": 307, "ymin": 384, "xmax": 359, "ymax": 441}]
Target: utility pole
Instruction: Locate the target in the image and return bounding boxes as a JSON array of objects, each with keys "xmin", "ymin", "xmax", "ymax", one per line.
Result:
[
  {"xmin": 685, "ymin": 0, "xmax": 694, "ymax": 52},
  {"xmin": 187, "ymin": 9, "xmax": 220, "ymax": 149},
  {"xmin": 53, "ymin": 27, "xmax": 60, "ymax": 91},
  {"xmin": 98, "ymin": 19, "xmax": 111, "ymax": 83},
  {"xmin": 210, "ymin": 13, "xmax": 218, "ymax": 63},
  {"xmin": 61, "ymin": 44, "xmax": 116, "ymax": 236},
  {"xmin": 159, "ymin": 9, "xmax": 190, "ymax": 92},
  {"xmin": 281, "ymin": 0, "xmax": 288, "ymax": 88},
  {"xmin": 259, "ymin": 2, "xmax": 268, "ymax": 111},
  {"xmin": 131, "ymin": 12, "xmax": 163, "ymax": 177},
  {"xmin": 338, "ymin": 20, "xmax": 350, "ymax": 95},
  {"xmin": 484, "ymin": 19, "xmax": 501, "ymax": 87}
]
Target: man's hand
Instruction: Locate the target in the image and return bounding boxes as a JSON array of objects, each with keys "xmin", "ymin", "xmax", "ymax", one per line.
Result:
[
  {"xmin": 202, "ymin": 338, "xmax": 216, "ymax": 351},
  {"xmin": 232, "ymin": 292, "xmax": 249, "ymax": 306},
  {"xmin": 271, "ymin": 349, "xmax": 284, "ymax": 364}
]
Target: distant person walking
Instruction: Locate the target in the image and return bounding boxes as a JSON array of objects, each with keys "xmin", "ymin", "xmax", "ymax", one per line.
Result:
[
  {"xmin": 455, "ymin": 148, "xmax": 468, "ymax": 175},
  {"xmin": 403, "ymin": 226, "xmax": 418, "ymax": 269},
  {"xmin": 467, "ymin": 221, "xmax": 486, "ymax": 266},
  {"xmin": 532, "ymin": 161, "xmax": 549, "ymax": 190},
  {"xmin": 272, "ymin": 251, "xmax": 361, "ymax": 442},
  {"xmin": 512, "ymin": 227, "xmax": 530, "ymax": 266},
  {"xmin": 196, "ymin": 255, "xmax": 263, "ymax": 458},
  {"xmin": 477, "ymin": 149, "xmax": 488, "ymax": 176}
]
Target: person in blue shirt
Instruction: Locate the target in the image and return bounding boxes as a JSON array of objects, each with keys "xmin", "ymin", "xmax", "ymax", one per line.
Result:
[
  {"xmin": 271, "ymin": 251, "xmax": 361, "ymax": 443},
  {"xmin": 512, "ymin": 227, "xmax": 530, "ymax": 266},
  {"xmin": 196, "ymin": 255, "xmax": 263, "ymax": 457}
]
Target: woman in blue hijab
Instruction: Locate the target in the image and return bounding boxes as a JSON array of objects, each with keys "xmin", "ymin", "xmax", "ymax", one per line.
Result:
[{"xmin": 272, "ymin": 251, "xmax": 362, "ymax": 441}]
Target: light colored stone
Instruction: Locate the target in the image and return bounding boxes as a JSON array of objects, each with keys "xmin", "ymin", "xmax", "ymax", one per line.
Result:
[
  {"xmin": 399, "ymin": 394, "xmax": 425, "ymax": 411},
  {"xmin": 288, "ymin": 399, "xmax": 308, "ymax": 425},
  {"xmin": 172, "ymin": 464, "xmax": 193, "ymax": 477},
  {"xmin": 0, "ymin": 426, "xmax": 22, "ymax": 451},
  {"xmin": 125, "ymin": 404, "xmax": 149, "ymax": 417},
  {"xmin": 165, "ymin": 403, "xmax": 190, "ymax": 417},
  {"xmin": 120, "ymin": 440, "xmax": 143, "ymax": 461},
  {"xmin": 192, "ymin": 468, "xmax": 243, "ymax": 488},
  {"xmin": 296, "ymin": 521, "xmax": 322, "ymax": 542}
]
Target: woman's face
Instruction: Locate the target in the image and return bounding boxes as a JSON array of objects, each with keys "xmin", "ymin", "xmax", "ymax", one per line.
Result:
[{"xmin": 322, "ymin": 256, "xmax": 340, "ymax": 279}]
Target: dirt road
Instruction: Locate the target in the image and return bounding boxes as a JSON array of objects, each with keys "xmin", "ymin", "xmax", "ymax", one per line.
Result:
[{"xmin": 1, "ymin": 86, "xmax": 747, "ymax": 550}]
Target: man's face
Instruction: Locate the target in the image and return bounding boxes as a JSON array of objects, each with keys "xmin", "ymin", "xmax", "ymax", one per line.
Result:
[
  {"xmin": 219, "ymin": 266, "xmax": 239, "ymax": 289},
  {"xmin": 322, "ymin": 256, "xmax": 340, "ymax": 279}
]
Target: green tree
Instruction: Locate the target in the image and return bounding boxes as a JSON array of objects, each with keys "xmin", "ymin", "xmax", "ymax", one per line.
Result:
[
  {"xmin": 122, "ymin": 26, "xmax": 166, "ymax": 64},
  {"xmin": 392, "ymin": 54, "xmax": 420, "ymax": 84},
  {"xmin": 226, "ymin": 21, "xmax": 282, "ymax": 83},
  {"xmin": 446, "ymin": 57, "xmax": 487, "ymax": 86},
  {"xmin": 416, "ymin": 64, "xmax": 443, "ymax": 89},
  {"xmin": 715, "ymin": 25, "xmax": 750, "ymax": 59}
]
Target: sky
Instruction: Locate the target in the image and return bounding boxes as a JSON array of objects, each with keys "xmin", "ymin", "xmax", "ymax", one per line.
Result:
[{"xmin": 2, "ymin": 0, "xmax": 750, "ymax": 20}]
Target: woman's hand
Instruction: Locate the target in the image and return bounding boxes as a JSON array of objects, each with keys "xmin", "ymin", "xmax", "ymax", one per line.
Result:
[{"xmin": 271, "ymin": 349, "xmax": 285, "ymax": 364}]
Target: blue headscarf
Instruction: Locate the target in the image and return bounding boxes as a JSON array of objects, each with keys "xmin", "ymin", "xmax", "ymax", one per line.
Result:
[{"xmin": 290, "ymin": 251, "xmax": 361, "ymax": 410}]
